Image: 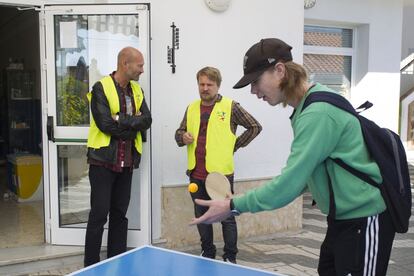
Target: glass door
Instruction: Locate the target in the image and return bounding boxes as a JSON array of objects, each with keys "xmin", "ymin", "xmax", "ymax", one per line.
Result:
[{"xmin": 43, "ymin": 4, "xmax": 151, "ymax": 246}]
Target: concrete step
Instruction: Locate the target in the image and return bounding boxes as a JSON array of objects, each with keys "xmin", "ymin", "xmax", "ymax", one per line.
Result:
[{"xmin": 0, "ymin": 244, "xmax": 87, "ymax": 276}]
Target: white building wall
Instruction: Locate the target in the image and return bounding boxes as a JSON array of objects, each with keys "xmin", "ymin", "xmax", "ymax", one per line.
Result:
[
  {"xmin": 305, "ymin": 0, "xmax": 403, "ymax": 132},
  {"xmin": 401, "ymin": 2, "xmax": 414, "ymax": 60},
  {"xmin": 148, "ymin": 0, "xmax": 303, "ymax": 184},
  {"xmin": 148, "ymin": 0, "xmax": 304, "ymax": 240}
]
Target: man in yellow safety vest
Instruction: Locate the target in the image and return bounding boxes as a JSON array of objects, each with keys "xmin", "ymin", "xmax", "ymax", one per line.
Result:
[
  {"xmin": 175, "ymin": 66, "xmax": 262, "ymax": 263},
  {"xmin": 84, "ymin": 47, "xmax": 152, "ymax": 266}
]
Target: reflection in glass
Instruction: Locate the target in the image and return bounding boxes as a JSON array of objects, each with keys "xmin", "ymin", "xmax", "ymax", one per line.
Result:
[
  {"xmin": 127, "ymin": 171, "xmax": 141, "ymax": 230},
  {"xmin": 57, "ymin": 144, "xmax": 141, "ymax": 230},
  {"xmin": 54, "ymin": 15, "xmax": 89, "ymax": 127},
  {"xmin": 54, "ymin": 13, "xmax": 142, "ymax": 230},
  {"xmin": 54, "ymin": 14, "xmax": 139, "ymax": 126},
  {"xmin": 58, "ymin": 145, "xmax": 89, "ymax": 227}
]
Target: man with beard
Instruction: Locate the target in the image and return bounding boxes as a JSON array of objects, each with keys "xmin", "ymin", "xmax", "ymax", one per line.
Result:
[{"xmin": 175, "ymin": 66, "xmax": 262, "ymax": 263}]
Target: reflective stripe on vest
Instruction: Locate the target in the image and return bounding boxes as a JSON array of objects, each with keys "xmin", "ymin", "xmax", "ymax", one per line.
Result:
[
  {"xmin": 87, "ymin": 76, "xmax": 143, "ymax": 154},
  {"xmin": 187, "ymin": 97, "xmax": 236, "ymax": 174}
]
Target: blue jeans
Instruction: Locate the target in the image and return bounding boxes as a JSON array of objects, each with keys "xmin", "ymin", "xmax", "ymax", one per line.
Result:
[{"xmin": 190, "ymin": 176, "xmax": 238, "ymax": 261}]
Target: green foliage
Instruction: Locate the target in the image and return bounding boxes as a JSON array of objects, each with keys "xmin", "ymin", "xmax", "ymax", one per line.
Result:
[{"xmin": 57, "ymin": 75, "xmax": 89, "ymax": 126}]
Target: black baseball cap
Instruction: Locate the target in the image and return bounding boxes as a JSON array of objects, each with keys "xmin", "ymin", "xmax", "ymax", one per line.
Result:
[{"xmin": 233, "ymin": 38, "xmax": 293, "ymax": 89}]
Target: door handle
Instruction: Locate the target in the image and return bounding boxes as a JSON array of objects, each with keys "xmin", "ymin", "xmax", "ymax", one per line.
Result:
[{"xmin": 47, "ymin": 116, "xmax": 55, "ymax": 142}]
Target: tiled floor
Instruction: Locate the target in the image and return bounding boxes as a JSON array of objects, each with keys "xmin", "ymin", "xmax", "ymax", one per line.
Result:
[{"xmin": 0, "ymin": 165, "xmax": 44, "ymax": 249}]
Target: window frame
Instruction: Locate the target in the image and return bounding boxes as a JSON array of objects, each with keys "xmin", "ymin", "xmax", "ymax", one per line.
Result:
[{"xmin": 303, "ymin": 24, "xmax": 357, "ymax": 97}]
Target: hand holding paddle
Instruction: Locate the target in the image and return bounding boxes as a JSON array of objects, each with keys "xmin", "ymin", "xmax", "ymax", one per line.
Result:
[
  {"xmin": 189, "ymin": 199, "xmax": 232, "ymax": 225},
  {"xmin": 189, "ymin": 172, "xmax": 233, "ymax": 225}
]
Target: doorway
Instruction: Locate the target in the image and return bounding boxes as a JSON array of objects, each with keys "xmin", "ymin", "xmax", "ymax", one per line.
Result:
[
  {"xmin": 43, "ymin": 4, "xmax": 151, "ymax": 246},
  {"xmin": 0, "ymin": 5, "xmax": 43, "ymax": 248},
  {"xmin": 0, "ymin": 3, "xmax": 152, "ymax": 249}
]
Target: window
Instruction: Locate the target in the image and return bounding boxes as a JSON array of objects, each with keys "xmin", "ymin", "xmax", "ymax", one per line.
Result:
[{"xmin": 303, "ymin": 25, "xmax": 354, "ymax": 98}]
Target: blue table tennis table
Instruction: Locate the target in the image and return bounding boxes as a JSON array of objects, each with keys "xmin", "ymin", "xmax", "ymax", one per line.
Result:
[{"xmin": 69, "ymin": 245, "xmax": 284, "ymax": 276}]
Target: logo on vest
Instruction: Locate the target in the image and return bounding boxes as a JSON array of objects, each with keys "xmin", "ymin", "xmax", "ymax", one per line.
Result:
[{"xmin": 217, "ymin": 111, "xmax": 226, "ymax": 121}]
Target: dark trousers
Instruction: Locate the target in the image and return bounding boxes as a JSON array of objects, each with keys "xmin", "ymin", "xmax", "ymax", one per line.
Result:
[
  {"xmin": 84, "ymin": 165, "xmax": 133, "ymax": 266},
  {"xmin": 318, "ymin": 211, "xmax": 395, "ymax": 276},
  {"xmin": 190, "ymin": 177, "xmax": 238, "ymax": 261}
]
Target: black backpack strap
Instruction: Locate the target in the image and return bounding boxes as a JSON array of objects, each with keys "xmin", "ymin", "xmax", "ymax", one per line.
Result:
[
  {"xmin": 355, "ymin": 101, "xmax": 373, "ymax": 113},
  {"xmin": 324, "ymin": 163, "xmax": 336, "ymax": 222},
  {"xmin": 302, "ymin": 91, "xmax": 358, "ymax": 116},
  {"xmin": 302, "ymin": 92, "xmax": 379, "ymax": 186},
  {"xmin": 331, "ymin": 158, "xmax": 379, "ymax": 188}
]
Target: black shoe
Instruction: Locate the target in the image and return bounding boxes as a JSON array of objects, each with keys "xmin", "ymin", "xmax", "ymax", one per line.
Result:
[
  {"xmin": 223, "ymin": 257, "xmax": 236, "ymax": 264},
  {"xmin": 200, "ymin": 250, "xmax": 215, "ymax": 259}
]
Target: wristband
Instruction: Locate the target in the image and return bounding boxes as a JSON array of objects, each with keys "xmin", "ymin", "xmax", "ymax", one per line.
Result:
[{"xmin": 229, "ymin": 199, "xmax": 240, "ymax": 216}]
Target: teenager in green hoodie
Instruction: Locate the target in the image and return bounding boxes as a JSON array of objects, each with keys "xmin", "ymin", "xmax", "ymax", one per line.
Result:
[{"xmin": 190, "ymin": 38, "xmax": 396, "ymax": 276}]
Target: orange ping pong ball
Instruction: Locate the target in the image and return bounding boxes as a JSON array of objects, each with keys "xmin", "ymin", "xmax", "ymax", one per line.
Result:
[{"xmin": 188, "ymin": 183, "xmax": 198, "ymax": 193}]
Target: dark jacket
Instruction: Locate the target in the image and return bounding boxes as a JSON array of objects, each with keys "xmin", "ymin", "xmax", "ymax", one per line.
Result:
[{"xmin": 87, "ymin": 81, "xmax": 152, "ymax": 168}]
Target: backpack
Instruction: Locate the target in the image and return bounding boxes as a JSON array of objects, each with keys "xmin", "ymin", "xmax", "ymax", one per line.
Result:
[{"xmin": 302, "ymin": 91, "xmax": 412, "ymax": 233}]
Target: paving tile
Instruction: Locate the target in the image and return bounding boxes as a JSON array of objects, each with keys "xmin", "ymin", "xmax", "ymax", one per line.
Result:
[
  {"xmin": 290, "ymin": 263, "xmax": 318, "ymax": 275},
  {"xmin": 296, "ymin": 245, "xmax": 320, "ymax": 257},
  {"xmin": 266, "ymin": 246, "xmax": 319, "ymax": 260},
  {"xmin": 271, "ymin": 265, "xmax": 308, "ymax": 276}
]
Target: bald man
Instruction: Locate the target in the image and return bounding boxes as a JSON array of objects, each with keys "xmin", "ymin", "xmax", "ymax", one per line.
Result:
[{"xmin": 84, "ymin": 47, "xmax": 152, "ymax": 266}]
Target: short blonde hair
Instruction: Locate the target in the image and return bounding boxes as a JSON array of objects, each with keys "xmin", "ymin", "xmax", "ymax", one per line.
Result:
[{"xmin": 196, "ymin": 66, "xmax": 222, "ymax": 87}]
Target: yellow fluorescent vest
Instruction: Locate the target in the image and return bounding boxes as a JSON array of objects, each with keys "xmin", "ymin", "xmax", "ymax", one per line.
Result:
[
  {"xmin": 87, "ymin": 76, "xmax": 143, "ymax": 154},
  {"xmin": 187, "ymin": 97, "xmax": 236, "ymax": 175}
]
